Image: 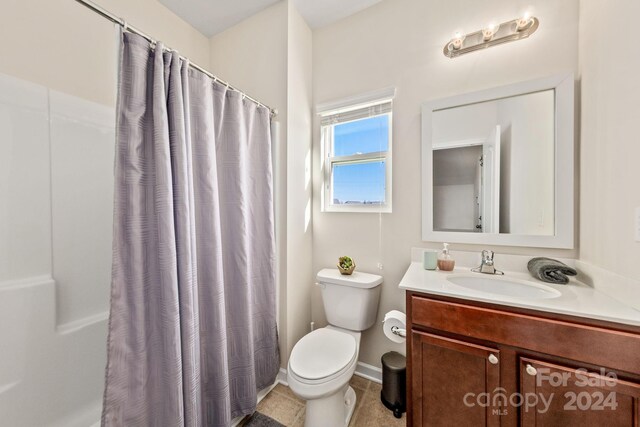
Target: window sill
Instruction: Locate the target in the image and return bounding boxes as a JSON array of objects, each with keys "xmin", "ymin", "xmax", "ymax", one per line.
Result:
[{"xmin": 322, "ymin": 204, "xmax": 392, "ymax": 214}]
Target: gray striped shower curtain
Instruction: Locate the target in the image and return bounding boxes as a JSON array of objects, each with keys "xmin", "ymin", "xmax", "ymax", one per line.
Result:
[{"xmin": 101, "ymin": 32, "xmax": 279, "ymax": 427}]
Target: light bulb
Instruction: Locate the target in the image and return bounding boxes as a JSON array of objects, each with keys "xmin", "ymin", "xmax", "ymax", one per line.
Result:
[
  {"xmin": 482, "ymin": 23, "xmax": 499, "ymax": 41},
  {"xmin": 451, "ymin": 31, "xmax": 465, "ymax": 50},
  {"xmin": 516, "ymin": 13, "xmax": 533, "ymax": 31}
]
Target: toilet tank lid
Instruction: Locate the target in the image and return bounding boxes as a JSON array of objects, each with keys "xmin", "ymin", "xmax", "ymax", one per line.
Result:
[{"xmin": 317, "ymin": 268, "xmax": 383, "ymax": 289}]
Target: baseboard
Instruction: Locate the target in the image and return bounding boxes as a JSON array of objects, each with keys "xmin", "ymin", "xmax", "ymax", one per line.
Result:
[
  {"xmin": 276, "ymin": 367, "xmax": 288, "ymax": 386},
  {"xmin": 353, "ymin": 362, "xmax": 382, "ymax": 384}
]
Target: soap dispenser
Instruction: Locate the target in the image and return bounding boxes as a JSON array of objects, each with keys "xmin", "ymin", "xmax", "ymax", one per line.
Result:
[{"xmin": 437, "ymin": 243, "xmax": 455, "ymax": 271}]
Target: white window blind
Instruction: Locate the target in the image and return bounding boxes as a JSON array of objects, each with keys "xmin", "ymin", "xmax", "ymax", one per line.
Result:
[{"xmin": 320, "ymin": 101, "xmax": 393, "ymax": 126}]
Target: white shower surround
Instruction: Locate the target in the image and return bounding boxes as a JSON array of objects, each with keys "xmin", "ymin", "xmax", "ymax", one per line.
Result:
[{"xmin": 0, "ymin": 73, "xmax": 112, "ymax": 426}]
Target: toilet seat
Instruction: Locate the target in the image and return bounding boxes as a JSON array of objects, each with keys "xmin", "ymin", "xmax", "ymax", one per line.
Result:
[{"xmin": 289, "ymin": 328, "xmax": 357, "ymax": 384}]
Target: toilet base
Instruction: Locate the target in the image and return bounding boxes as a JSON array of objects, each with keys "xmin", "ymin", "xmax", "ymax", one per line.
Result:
[{"xmin": 304, "ymin": 385, "xmax": 357, "ymax": 427}]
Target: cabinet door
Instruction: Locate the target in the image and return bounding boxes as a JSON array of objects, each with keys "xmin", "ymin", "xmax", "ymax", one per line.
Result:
[
  {"xmin": 411, "ymin": 331, "xmax": 501, "ymax": 427},
  {"xmin": 520, "ymin": 358, "xmax": 640, "ymax": 426}
]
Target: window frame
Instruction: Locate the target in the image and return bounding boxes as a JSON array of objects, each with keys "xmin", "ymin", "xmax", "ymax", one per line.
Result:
[{"xmin": 321, "ymin": 111, "xmax": 393, "ymax": 213}]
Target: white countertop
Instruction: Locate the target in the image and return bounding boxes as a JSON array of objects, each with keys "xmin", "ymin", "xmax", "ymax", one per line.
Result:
[{"xmin": 399, "ymin": 261, "xmax": 640, "ymax": 327}]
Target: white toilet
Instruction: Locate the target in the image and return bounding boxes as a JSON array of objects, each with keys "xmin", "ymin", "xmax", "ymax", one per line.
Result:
[{"xmin": 287, "ymin": 268, "xmax": 382, "ymax": 427}]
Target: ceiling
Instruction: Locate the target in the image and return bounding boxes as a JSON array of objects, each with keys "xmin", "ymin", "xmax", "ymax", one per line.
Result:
[
  {"xmin": 158, "ymin": 0, "xmax": 383, "ymax": 37},
  {"xmin": 295, "ymin": 0, "xmax": 383, "ymax": 29}
]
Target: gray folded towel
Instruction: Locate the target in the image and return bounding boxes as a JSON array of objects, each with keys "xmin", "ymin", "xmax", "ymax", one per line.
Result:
[{"xmin": 527, "ymin": 257, "xmax": 577, "ymax": 284}]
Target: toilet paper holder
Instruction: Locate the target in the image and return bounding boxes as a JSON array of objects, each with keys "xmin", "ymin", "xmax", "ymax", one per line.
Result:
[
  {"xmin": 383, "ymin": 310, "xmax": 407, "ymax": 343},
  {"xmin": 390, "ymin": 325, "xmax": 406, "ymax": 338},
  {"xmin": 382, "ymin": 319, "xmax": 406, "ymax": 337}
]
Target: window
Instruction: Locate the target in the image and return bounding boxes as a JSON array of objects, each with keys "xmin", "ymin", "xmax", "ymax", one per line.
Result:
[{"xmin": 320, "ymin": 93, "xmax": 393, "ymax": 213}]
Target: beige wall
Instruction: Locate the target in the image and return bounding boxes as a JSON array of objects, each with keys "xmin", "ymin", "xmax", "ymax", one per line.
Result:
[
  {"xmin": 312, "ymin": 0, "xmax": 580, "ymax": 367},
  {"xmin": 579, "ymin": 0, "xmax": 640, "ymax": 282},
  {"xmin": 285, "ymin": 4, "xmax": 314, "ymax": 363},
  {"xmin": 208, "ymin": 2, "xmax": 288, "ymax": 111},
  {"xmin": 0, "ymin": 0, "xmax": 210, "ymax": 107}
]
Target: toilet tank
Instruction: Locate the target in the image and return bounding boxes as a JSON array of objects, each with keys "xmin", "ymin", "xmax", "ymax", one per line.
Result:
[{"xmin": 317, "ymin": 269, "xmax": 383, "ymax": 331}]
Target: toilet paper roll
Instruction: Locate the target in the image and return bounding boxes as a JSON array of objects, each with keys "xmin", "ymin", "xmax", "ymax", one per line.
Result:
[{"xmin": 383, "ymin": 310, "xmax": 407, "ymax": 343}]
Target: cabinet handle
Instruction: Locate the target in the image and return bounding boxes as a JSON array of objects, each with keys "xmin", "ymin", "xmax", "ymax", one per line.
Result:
[
  {"xmin": 488, "ymin": 354, "xmax": 499, "ymax": 365},
  {"xmin": 526, "ymin": 364, "xmax": 538, "ymax": 376}
]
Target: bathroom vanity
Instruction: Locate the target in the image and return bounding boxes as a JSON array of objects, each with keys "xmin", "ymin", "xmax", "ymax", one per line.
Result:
[
  {"xmin": 400, "ymin": 262, "xmax": 640, "ymax": 426},
  {"xmin": 412, "ymin": 71, "xmax": 640, "ymax": 425}
]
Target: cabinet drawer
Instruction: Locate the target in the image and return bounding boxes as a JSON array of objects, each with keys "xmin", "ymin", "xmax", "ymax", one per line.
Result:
[{"xmin": 410, "ymin": 295, "xmax": 640, "ymax": 374}]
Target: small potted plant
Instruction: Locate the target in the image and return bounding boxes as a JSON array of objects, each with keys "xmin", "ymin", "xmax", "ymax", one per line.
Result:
[{"xmin": 337, "ymin": 256, "xmax": 356, "ymax": 275}]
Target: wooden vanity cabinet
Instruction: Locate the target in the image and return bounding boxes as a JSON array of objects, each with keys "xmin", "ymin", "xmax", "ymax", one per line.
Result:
[{"xmin": 406, "ymin": 291, "xmax": 640, "ymax": 427}]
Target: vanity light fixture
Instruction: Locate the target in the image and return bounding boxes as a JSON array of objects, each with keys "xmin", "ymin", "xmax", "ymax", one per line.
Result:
[{"xmin": 444, "ymin": 14, "xmax": 539, "ymax": 58}]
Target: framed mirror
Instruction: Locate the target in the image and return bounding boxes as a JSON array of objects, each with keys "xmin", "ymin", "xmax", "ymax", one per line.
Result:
[{"xmin": 422, "ymin": 74, "xmax": 574, "ymax": 248}]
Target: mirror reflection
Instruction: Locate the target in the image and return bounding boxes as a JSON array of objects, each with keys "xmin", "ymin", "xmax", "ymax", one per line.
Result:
[{"xmin": 432, "ymin": 90, "xmax": 555, "ymax": 235}]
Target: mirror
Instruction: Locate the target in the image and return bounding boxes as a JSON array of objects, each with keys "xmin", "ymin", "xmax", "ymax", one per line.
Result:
[{"xmin": 422, "ymin": 74, "xmax": 574, "ymax": 248}]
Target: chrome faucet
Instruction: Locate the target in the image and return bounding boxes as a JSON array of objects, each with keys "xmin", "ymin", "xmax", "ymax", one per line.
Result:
[{"xmin": 472, "ymin": 250, "xmax": 504, "ymax": 275}]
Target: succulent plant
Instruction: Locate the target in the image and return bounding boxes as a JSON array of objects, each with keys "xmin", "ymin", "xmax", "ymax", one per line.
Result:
[{"xmin": 338, "ymin": 256, "xmax": 354, "ymax": 269}]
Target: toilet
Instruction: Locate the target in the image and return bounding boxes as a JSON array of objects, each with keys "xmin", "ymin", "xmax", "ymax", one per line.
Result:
[{"xmin": 287, "ymin": 268, "xmax": 382, "ymax": 427}]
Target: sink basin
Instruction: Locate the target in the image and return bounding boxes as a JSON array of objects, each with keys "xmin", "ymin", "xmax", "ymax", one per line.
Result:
[{"xmin": 446, "ymin": 275, "xmax": 562, "ymax": 300}]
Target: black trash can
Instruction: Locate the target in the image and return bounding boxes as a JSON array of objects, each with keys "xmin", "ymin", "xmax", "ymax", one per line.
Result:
[{"xmin": 381, "ymin": 351, "xmax": 406, "ymax": 418}]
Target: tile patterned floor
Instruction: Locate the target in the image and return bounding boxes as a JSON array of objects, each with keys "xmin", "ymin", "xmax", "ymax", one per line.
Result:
[{"xmin": 251, "ymin": 376, "xmax": 406, "ymax": 427}]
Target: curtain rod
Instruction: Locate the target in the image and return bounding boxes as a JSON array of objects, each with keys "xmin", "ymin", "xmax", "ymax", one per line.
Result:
[{"xmin": 73, "ymin": 0, "xmax": 278, "ymax": 117}]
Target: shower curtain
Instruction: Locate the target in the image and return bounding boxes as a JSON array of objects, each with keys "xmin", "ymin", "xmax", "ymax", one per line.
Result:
[{"xmin": 101, "ymin": 32, "xmax": 279, "ymax": 427}]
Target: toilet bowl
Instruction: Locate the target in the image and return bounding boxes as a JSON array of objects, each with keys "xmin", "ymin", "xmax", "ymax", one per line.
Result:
[
  {"xmin": 287, "ymin": 326, "xmax": 360, "ymax": 427},
  {"xmin": 287, "ymin": 269, "xmax": 382, "ymax": 427}
]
